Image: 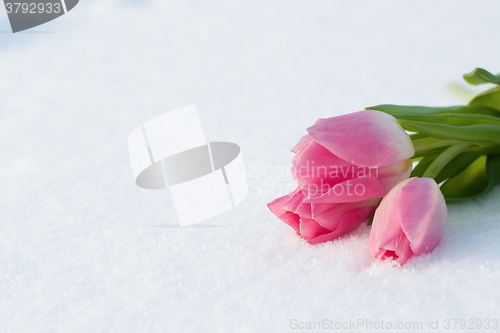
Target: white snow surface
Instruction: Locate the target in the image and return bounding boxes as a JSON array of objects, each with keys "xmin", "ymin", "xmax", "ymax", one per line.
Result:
[{"xmin": 1, "ymin": 1, "xmax": 500, "ymax": 332}]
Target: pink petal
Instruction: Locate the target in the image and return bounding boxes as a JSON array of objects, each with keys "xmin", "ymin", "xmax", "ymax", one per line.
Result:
[
  {"xmin": 267, "ymin": 188, "xmax": 303, "ymax": 233},
  {"xmin": 292, "ymin": 140, "xmax": 412, "ymax": 200},
  {"xmin": 311, "ymin": 198, "xmax": 379, "ymax": 231},
  {"xmin": 291, "ymin": 134, "xmax": 313, "ymax": 153},
  {"xmin": 304, "ymin": 176, "xmax": 387, "ymax": 203},
  {"xmin": 377, "ymin": 159, "xmax": 412, "ymax": 177},
  {"xmin": 301, "ymin": 163, "xmax": 411, "ymax": 204},
  {"xmin": 378, "ymin": 164, "xmax": 413, "ymax": 195},
  {"xmin": 281, "ymin": 188, "xmax": 312, "ymax": 220},
  {"xmin": 306, "ymin": 203, "xmax": 377, "ymax": 244},
  {"xmin": 369, "ymin": 177, "xmax": 447, "ymax": 265},
  {"xmin": 299, "ymin": 218, "xmax": 331, "ymax": 241},
  {"xmin": 282, "ymin": 188, "xmax": 307, "ymax": 213},
  {"xmin": 398, "ymin": 177, "xmax": 447, "ymax": 255},
  {"xmin": 375, "ymin": 234, "xmax": 413, "ymax": 265},
  {"xmin": 307, "ymin": 110, "xmax": 414, "ymax": 168},
  {"xmin": 292, "ymin": 140, "xmax": 355, "ymax": 191},
  {"xmin": 368, "ymin": 178, "xmax": 412, "ymax": 258}
]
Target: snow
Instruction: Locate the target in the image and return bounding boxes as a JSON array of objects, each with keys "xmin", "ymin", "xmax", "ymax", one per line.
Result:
[{"xmin": 1, "ymin": 1, "xmax": 500, "ymax": 332}]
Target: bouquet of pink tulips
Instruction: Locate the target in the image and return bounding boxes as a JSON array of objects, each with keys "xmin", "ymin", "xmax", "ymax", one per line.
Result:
[{"xmin": 268, "ymin": 68, "xmax": 500, "ymax": 265}]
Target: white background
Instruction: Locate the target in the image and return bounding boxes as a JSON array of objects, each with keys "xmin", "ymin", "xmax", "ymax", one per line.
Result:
[{"xmin": 0, "ymin": 1, "xmax": 499, "ymax": 332}]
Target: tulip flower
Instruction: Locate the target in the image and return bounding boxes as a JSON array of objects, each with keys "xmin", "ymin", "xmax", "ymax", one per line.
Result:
[
  {"xmin": 292, "ymin": 110, "xmax": 414, "ymax": 203},
  {"xmin": 369, "ymin": 177, "xmax": 447, "ymax": 265},
  {"xmin": 268, "ymin": 187, "xmax": 380, "ymax": 244}
]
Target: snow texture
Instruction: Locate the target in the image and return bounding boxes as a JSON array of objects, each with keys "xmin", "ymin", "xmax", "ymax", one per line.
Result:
[{"xmin": 0, "ymin": 1, "xmax": 499, "ymax": 332}]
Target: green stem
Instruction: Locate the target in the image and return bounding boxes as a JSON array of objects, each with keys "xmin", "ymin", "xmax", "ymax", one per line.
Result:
[
  {"xmin": 413, "ymin": 137, "xmax": 461, "ymax": 153},
  {"xmin": 423, "ymin": 142, "xmax": 473, "ymax": 179}
]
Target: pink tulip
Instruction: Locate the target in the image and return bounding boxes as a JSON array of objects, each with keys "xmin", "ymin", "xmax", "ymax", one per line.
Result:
[
  {"xmin": 268, "ymin": 187, "xmax": 380, "ymax": 244},
  {"xmin": 369, "ymin": 177, "xmax": 447, "ymax": 265},
  {"xmin": 291, "ymin": 110, "xmax": 414, "ymax": 203}
]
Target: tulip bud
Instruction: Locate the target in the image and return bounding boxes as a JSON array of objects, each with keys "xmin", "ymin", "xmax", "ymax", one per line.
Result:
[
  {"xmin": 369, "ymin": 177, "xmax": 447, "ymax": 265},
  {"xmin": 292, "ymin": 110, "xmax": 415, "ymax": 203}
]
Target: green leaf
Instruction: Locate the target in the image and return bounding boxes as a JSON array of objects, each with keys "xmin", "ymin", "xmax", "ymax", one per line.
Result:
[
  {"xmin": 487, "ymin": 154, "xmax": 500, "ymax": 191},
  {"xmin": 393, "ymin": 113, "xmax": 500, "ymax": 126},
  {"xmin": 410, "ymin": 132, "xmax": 429, "ymax": 141},
  {"xmin": 434, "ymin": 151, "xmax": 483, "ymax": 184},
  {"xmin": 366, "ymin": 104, "xmax": 500, "ymax": 117},
  {"xmin": 396, "ymin": 119, "xmax": 500, "ymax": 144},
  {"xmin": 469, "ymin": 86, "xmax": 500, "ymax": 112},
  {"xmin": 411, "ymin": 155, "xmax": 437, "ymax": 177},
  {"xmin": 440, "ymin": 154, "xmax": 500, "ymax": 203},
  {"xmin": 463, "ymin": 68, "xmax": 500, "ymax": 85},
  {"xmin": 413, "ymin": 147, "xmax": 446, "ymax": 159},
  {"xmin": 413, "ymin": 137, "xmax": 459, "ymax": 153},
  {"xmin": 440, "ymin": 156, "xmax": 488, "ymax": 203}
]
